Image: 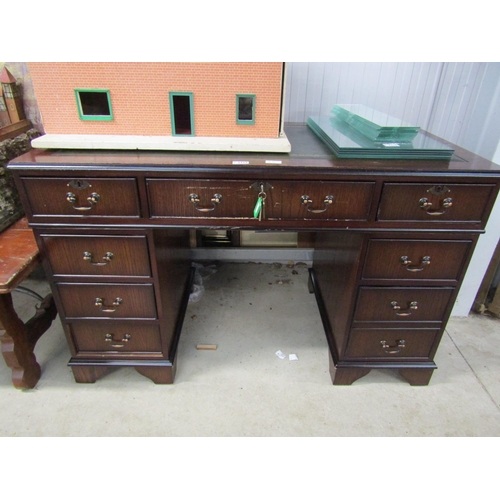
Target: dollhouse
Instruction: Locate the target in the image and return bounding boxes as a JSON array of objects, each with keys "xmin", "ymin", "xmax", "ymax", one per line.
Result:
[{"xmin": 28, "ymin": 62, "xmax": 291, "ymax": 152}]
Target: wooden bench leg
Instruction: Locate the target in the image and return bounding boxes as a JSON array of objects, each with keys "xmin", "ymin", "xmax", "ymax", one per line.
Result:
[{"xmin": 0, "ymin": 292, "xmax": 57, "ymax": 389}]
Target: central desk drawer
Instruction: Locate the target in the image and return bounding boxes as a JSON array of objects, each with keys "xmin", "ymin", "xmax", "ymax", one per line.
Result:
[
  {"xmin": 21, "ymin": 177, "xmax": 141, "ymax": 218},
  {"xmin": 362, "ymin": 238, "xmax": 472, "ymax": 281},
  {"xmin": 57, "ymin": 283, "xmax": 157, "ymax": 319},
  {"xmin": 377, "ymin": 183, "xmax": 495, "ymax": 223},
  {"xmin": 70, "ymin": 322, "xmax": 162, "ymax": 356},
  {"xmin": 281, "ymin": 181, "xmax": 374, "ymax": 220},
  {"xmin": 41, "ymin": 234, "xmax": 152, "ymax": 278},
  {"xmin": 147, "ymin": 179, "xmax": 280, "ymax": 219},
  {"xmin": 354, "ymin": 287, "xmax": 455, "ymax": 323}
]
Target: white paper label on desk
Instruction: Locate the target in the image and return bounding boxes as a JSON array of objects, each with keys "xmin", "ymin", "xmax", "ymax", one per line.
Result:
[
  {"xmin": 289, "ymin": 354, "xmax": 299, "ymax": 361},
  {"xmin": 275, "ymin": 350, "xmax": 286, "ymax": 359},
  {"xmin": 265, "ymin": 160, "xmax": 282, "ymax": 164},
  {"xmin": 232, "ymin": 160, "xmax": 250, "ymax": 164}
]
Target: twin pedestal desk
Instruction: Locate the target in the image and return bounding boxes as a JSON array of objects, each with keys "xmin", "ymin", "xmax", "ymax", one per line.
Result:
[{"xmin": 8, "ymin": 125, "xmax": 500, "ymax": 386}]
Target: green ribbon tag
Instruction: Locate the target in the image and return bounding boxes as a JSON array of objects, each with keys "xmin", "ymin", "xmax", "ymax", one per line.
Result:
[{"xmin": 253, "ymin": 196, "xmax": 263, "ymax": 219}]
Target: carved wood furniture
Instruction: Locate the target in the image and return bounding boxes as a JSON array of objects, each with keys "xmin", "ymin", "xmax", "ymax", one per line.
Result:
[
  {"xmin": 0, "ymin": 217, "xmax": 57, "ymax": 388},
  {"xmin": 8, "ymin": 125, "xmax": 500, "ymax": 386}
]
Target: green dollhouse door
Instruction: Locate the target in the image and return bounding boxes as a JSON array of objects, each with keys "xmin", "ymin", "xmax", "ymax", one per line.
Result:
[{"xmin": 169, "ymin": 92, "xmax": 194, "ymax": 136}]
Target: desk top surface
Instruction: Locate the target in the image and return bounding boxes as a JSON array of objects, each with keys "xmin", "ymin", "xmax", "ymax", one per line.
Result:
[{"xmin": 8, "ymin": 125, "xmax": 500, "ymax": 175}]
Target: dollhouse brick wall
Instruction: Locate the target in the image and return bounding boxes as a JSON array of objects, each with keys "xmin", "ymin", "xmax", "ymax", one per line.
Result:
[{"xmin": 28, "ymin": 63, "xmax": 284, "ymax": 139}]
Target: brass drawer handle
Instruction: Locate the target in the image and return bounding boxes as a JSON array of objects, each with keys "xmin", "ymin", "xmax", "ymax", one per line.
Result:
[
  {"xmin": 418, "ymin": 197, "xmax": 452, "ymax": 215},
  {"xmin": 300, "ymin": 195, "xmax": 334, "ymax": 213},
  {"xmin": 380, "ymin": 339, "xmax": 406, "ymax": 354},
  {"xmin": 189, "ymin": 193, "xmax": 222, "ymax": 212},
  {"xmin": 400, "ymin": 255, "xmax": 431, "ymax": 272},
  {"xmin": 95, "ymin": 297, "xmax": 123, "ymax": 313},
  {"xmin": 66, "ymin": 191, "xmax": 100, "ymax": 211},
  {"xmin": 105, "ymin": 333, "xmax": 131, "ymax": 348},
  {"xmin": 391, "ymin": 300, "xmax": 418, "ymax": 316},
  {"xmin": 83, "ymin": 251, "xmax": 114, "ymax": 266}
]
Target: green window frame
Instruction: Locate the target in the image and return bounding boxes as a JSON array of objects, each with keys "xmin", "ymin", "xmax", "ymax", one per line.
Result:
[
  {"xmin": 169, "ymin": 92, "xmax": 194, "ymax": 136},
  {"xmin": 236, "ymin": 94, "xmax": 255, "ymax": 125},
  {"xmin": 75, "ymin": 89, "xmax": 113, "ymax": 121}
]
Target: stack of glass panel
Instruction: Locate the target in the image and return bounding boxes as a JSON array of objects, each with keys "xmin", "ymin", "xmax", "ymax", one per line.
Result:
[
  {"xmin": 332, "ymin": 104, "xmax": 420, "ymax": 142},
  {"xmin": 307, "ymin": 112, "xmax": 454, "ymax": 160}
]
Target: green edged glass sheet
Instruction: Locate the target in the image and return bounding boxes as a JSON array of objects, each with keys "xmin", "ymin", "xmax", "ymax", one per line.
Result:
[
  {"xmin": 307, "ymin": 115, "xmax": 454, "ymax": 159},
  {"xmin": 332, "ymin": 104, "xmax": 420, "ymax": 142}
]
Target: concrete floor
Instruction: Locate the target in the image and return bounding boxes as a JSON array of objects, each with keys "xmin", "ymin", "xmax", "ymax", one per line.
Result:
[{"xmin": 1, "ymin": 261, "xmax": 500, "ymax": 437}]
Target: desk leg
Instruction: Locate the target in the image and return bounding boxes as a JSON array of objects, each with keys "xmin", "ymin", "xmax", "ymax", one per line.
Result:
[
  {"xmin": 329, "ymin": 353, "xmax": 371, "ymax": 385},
  {"xmin": 0, "ymin": 292, "xmax": 57, "ymax": 389}
]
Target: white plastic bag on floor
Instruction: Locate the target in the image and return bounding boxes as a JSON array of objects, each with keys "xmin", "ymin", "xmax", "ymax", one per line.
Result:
[{"xmin": 189, "ymin": 263, "xmax": 218, "ymax": 303}]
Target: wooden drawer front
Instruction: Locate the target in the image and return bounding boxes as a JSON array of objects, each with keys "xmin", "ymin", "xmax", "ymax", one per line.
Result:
[
  {"xmin": 363, "ymin": 239, "xmax": 472, "ymax": 281},
  {"xmin": 281, "ymin": 181, "xmax": 374, "ymax": 220},
  {"xmin": 41, "ymin": 234, "xmax": 152, "ymax": 277},
  {"xmin": 71, "ymin": 322, "xmax": 162, "ymax": 355},
  {"xmin": 21, "ymin": 177, "xmax": 141, "ymax": 218},
  {"xmin": 345, "ymin": 328, "xmax": 439, "ymax": 359},
  {"xmin": 57, "ymin": 283, "xmax": 157, "ymax": 319},
  {"xmin": 354, "ymin": 287, "xmax": 454, "ymax": 323},
  {"xmin": 377, "ymin": 183, "xmax": 495, "ymax": 223},
  {"xmin": 147, "ymin": 179, "xmax": 280, "ymax": 219}
]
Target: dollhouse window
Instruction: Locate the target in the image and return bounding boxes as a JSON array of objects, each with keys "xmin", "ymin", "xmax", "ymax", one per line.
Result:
[
  {"xmin": 169, "ymin": 92, "xmax": 194, "ymax": 136},
  {"xmin": 75, "ymin": 89, "xmax": 113, "ymax": 121},
  {"xmin": 2, "ymin": 83, "xmax": 20, "ymax": 99},
  {"xmin": 236, "ymin": 95, "xmax": 255, "ymax": 125}
]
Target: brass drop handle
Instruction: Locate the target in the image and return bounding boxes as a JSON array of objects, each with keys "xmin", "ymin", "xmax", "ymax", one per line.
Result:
[
  {"xmin": 189, "ymin": 193, "xmax": 222, "ymax": 212},
  {"xmin": 380, "ymin": 339, "xmax": 406, "ymax": 354},
  {"xmin": 83, "ymin": 251, "xmax": 114, "ymax": 266},
  {"xmin": 400, "ymin": 255, "xmax": 431, "ymax": 272},
  {"xmin": 105, "ymin": 333, "xmax": 131, "ymax": 348},
  {"xmin": 419, "ymin": 197, "xmax": 452, "ymax": 215},
  {"xmin": 391, "ymin": 300, "xmax": 418, "ymax": 316},
  {"xmin": 66, "ymin": 191, "xmax": 100, "ymax": 211},
  {"xmin": 95, "ymin": 297, "xmax": 123, "ymax": 313},
  {"xmin": 300, "ymin": 195, "xmax": 334, "ymax": 213}
]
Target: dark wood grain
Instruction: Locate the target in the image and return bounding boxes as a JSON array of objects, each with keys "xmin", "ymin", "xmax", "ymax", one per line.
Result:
[
  {"xmin": 353, "ymin": 287, "xmax": 455, "ymax": 323},
  {"xmin": 281, "ymin": 181, "xmax": 375, "ymax": 220},
  {"xmin": 345, "ymin": 328, "xmax": 440, "ymax": 359},
  {"xmin": 377, "ymin": 183, "xmax": 495, "ymax": 223},
  {"xmin": 70, "ymin": 322, "xmax": 162, "ymax": 356},
  {"xmin": 21, "ymin": 177, "xmax": 141, "ymax": 218},
  {"xmin": 41, "ymin": 234, "xmax": 152, "ymax": 278},
  {"xmin": 362, "ymin": 238, "xmax": 472, "ymax": 282},
  {"xmin": 147, "ymin": 179, "xmax": 281, "ymax": 219},
  {"xmin": 57, "ymin": 283, "xmax": 157, "ymax": 319}
]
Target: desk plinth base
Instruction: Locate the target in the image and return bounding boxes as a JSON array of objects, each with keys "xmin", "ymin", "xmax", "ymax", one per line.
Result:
[
  {"xmin": 69, "ymin": 359, "xmax": 177, "ymax": 384},
  {"xmin": 328, "ymin": 353, "xmax": 436, "ymax": 386}
]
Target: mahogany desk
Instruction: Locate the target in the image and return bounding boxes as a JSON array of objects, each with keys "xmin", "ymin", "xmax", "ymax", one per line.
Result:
[{"xmin": 8, "ymin": 125, "xmax": 500, "ymax": 386}]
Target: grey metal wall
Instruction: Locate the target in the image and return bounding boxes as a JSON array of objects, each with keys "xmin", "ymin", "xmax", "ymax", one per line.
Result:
[{"xmin": 284, "ymin": 62, "xmax": 500, "ymax": 161}]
